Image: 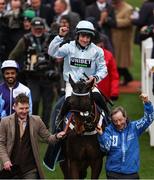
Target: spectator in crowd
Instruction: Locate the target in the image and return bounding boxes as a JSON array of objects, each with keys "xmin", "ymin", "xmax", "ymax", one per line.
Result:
[
  {"xmin": 69, "ymin": 0, "xmax": 86, "ymax": 19},
  {"xmin": 9, "ymin": 17, "xmax": 60, "ymax": 128},
  {"xmin": 94, "ymin": 32, "xmax": 119, "ymax": 101},
  {"xmin": 6, "ymin": 0, "xmax": 23, "ymax": 55},
  {"xmin": 111, "ymin": 0, "xmax": 133, "ymax": 86},
  {"xmin": 96, "ymin": 93, "xmax": 154, "ymax": 179},
  {"xmin": 0, "ymin": 0, "xmax": 7, "ymax": 58},
  {"xmin": 46, "ymin": 0, "xmax": 86, "ymax": 19},
  {"xmin": 22, "ymin": 9, "xmax": 36, "ymax": 34},
  {"xmin": 0, "ymin": 0, "xmax": 5, "ymax": 12},
  {"xmin": 48, "ymin": 20, "xmax": 110, "ymax": 130},
  {"xmin": 131, "ymin": 0, "xmax": 154, "ymax": 47},
  {"xmin": 0, "ymin": 93, "xmax": 66, "ymax": 179},
  {"xmin": 11, "ymin": 9, "xmax": 36, "ymax": 85},
  {"xmin": 140, "ymin": 24, "xmax": 154, "ymax": 58},
  {"xmin": 0, "ymin": 0, "xmax": 7, "ymax": 81},
  {"xmin": 30, "ymin": 0, "xmax": 54, "ymax": 27},
  {"xmin": 58, "ymin": 14, "xmax": 74, "ymax": 44},
  {"xmin": 85, "ymin": 0, "xmax": 116, "ymax": 44},
  {"xmin": 0, "ymin": 0, "xmax": 23, "ymax": 59},
  {"xmin": 53, "ymin": 0, "xmax": 80, "ymax": 31},
  {"xmin": 0, "ymin": 60, "xmax": 32, "ymax": 119}
]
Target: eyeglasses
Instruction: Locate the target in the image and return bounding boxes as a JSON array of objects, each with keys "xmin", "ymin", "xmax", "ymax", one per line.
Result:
[{"xmin": 0, "ymin": 2, "xmax": 5, "ymax": 5}]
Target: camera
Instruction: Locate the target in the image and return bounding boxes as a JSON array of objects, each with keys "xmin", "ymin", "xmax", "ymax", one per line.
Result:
[
  {"xmin": 142, "ymin": 24, "xmax": 154, "ymax": 35},
  {"xmin": 45, "ymin": 70, "xmax": 61, "ymax": 81}
]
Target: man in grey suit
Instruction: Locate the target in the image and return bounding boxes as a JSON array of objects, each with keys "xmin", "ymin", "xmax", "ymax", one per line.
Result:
[{"xmin": 0, "ymin": 93, "xmax": 66, "ymax": 179}]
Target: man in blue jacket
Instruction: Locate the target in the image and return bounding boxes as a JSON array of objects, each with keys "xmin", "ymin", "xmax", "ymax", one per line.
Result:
[{"xmin": 96, "ymin": 93, "xmax": 154, "ymax": 179}]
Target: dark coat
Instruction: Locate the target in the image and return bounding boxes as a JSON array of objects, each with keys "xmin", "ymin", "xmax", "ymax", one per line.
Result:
[
  {"xmin": 133, "ymin": 0, "xmax": 154, "ymax": 44},
  {"xmin": 85, "ymin": 2, "xmax": 116, "ymax": 40},
  {"xmin": 35, "ymin": 4, "xmax": 54, "ymax": 27}
]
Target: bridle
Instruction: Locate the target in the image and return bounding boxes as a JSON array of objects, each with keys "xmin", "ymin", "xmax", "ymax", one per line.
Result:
[{"xmin": 64, "ymin": 90, "xmax": 99, "ymax": 135}]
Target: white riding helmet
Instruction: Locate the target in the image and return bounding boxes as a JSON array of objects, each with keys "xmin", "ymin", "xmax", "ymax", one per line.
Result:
[
  {"xmin": 75, "ymin": 20, "xmax": 95, "ymax": 36},
  {"xmin": 1, "ymin": 60, "xmax": 19, "ymax": 72}
]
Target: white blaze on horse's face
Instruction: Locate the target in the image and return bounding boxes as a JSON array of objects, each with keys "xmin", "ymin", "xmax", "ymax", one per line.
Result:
[{"xmin": 80, "ymin": 111, "xmax": 89, "ymax": 117}]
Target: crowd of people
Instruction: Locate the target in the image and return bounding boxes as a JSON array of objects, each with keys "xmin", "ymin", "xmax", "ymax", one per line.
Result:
[{"xmin": 0, "ymin": 0, "xmax": 154, "ymax": 179}]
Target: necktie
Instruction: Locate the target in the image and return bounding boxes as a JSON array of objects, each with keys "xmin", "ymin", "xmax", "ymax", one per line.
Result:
[{"xmin": 19, "ymin": 120, "xmax": 26, "ymax": 138}]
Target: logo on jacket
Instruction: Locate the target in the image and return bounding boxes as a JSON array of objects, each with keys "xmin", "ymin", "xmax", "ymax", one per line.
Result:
[
  {"xmin": 127, "ymin": 133, "xmax": 135, "ymax": 141},
  {"xmin": 70, "ymin": 57, "xmax": 91, "ymax": 68},
  {"xmin": 112, "ymin": 135, "xmax": 118, "ymax": 146}
]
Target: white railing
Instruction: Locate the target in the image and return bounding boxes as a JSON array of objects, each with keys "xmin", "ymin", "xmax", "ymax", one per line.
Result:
[
  {"xmin": 141, "ymin": 38, "xmax": 154, "ymax": 146},
  {"xmin": 141, "ymin": 38, "xmax": 153, "ymax": 93}
]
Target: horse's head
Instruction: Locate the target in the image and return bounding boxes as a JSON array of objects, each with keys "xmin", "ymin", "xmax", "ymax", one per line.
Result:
[
  {"xmin": 69, "ymin": 75, "xmax": 94, "ymax": 95},
  {"xmin": 68, "ymin": 75, "xmax": 99, "ymax": 134}
]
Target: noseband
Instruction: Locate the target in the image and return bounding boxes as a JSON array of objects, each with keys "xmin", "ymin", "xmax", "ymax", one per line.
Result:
[
  {"xmin": 69, "ymin": 90, "xmax": 99, "ymax": 134},
  {"xmin": 72, "ymin": 91, "xmax": 90, "ymax": 96}
]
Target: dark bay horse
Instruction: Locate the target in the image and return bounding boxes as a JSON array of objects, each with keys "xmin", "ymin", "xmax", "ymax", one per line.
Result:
[{"xmin": 59, "ymin": 76, "xmax": 109, "ymax": 179}]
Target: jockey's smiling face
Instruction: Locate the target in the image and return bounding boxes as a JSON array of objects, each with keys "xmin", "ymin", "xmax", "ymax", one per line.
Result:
[{"xmin": 78, "ymin": 33, "xmax": 91, "ymax": 47}]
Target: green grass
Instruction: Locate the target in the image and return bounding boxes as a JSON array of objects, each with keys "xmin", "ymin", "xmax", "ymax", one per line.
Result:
[
  {"xmin": 126, "ymin": 0, "xmax": 144, "ymax": 8},
  {"xmin": 131, "ymin": 44, "xmax": 141, "ymax": 80},
  {"xmin": 140, "ymin": 133, "xmax": 154, "ymax": 178},
  {"xmin": 39, "ymin": 0, "xmax": 154, "ymax": 179}
]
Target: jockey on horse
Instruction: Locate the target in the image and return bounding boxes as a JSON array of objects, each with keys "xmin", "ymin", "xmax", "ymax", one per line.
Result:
[{"xmin": 48, "ymin": 20, "xmax": 111, "ymax": 131}]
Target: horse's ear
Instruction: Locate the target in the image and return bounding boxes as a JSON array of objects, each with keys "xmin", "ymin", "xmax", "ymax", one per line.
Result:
[{"xmin": 69, "ymin": 74, "xmax": 75, "ymax": 88}]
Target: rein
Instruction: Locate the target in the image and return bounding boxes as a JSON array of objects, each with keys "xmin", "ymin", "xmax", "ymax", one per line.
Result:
[
  {"xmin": 64, "ymin": 113, "xmax": 74, "ymax": 133},
  {"xmin": 93, "ymin": 102, "xmax": 99, "ymax": 123}
]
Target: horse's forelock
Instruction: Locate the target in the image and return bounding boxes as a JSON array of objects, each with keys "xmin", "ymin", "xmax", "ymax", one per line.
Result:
[
  {"xmin": 73, "ymin": 81, "xmax": 89, "ymax": 94},
  {"xmin": 71, "ymin": 80, "xmax": 92, "ymax": 112}
]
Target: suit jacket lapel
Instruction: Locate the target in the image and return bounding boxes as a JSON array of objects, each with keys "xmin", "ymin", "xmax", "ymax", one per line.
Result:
[
  {"xmin": 29, "ymin": 116, "xmax": 34, "ymax": 140},
  {"xmin": 10, "ymin": 114, "xmax": 16, "ymax": 143},
  {"xmin": 7, "ymin": 114, "xmax": 16, "ymax": 156}
]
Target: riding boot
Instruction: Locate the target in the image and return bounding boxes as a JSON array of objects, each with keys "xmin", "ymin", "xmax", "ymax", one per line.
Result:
[
  {"xmin": 118, "ymin": 67, "xmax": 133, "ymax": 85},
  {"xmin": 92, "ymin": 92, "xmax": 111, "ymax": 125},
  {"xmin": 55, "ymin": 97, "xmax": 71, "ymax": 131}
]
